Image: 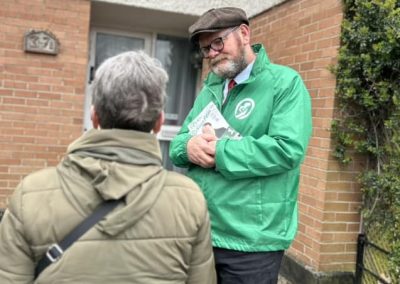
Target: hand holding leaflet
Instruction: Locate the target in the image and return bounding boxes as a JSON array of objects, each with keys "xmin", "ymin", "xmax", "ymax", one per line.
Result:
[{"xmin": 188, "ymin": 102, "xmax": 241, "ymax": 140}]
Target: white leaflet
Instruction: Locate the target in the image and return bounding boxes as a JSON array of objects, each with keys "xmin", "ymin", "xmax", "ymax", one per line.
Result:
[{"xmin": 188, "ymin": 102, "xmax": 241, "ymax": 140}]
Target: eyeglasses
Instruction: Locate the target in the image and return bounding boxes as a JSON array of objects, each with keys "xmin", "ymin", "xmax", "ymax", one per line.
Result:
[{"xmin": 199, "ymin": 26, "xmax": 240, "ymax": 58}]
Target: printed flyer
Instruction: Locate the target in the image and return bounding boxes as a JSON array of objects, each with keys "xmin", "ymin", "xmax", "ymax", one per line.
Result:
[{"xmin": 188, "ymin": 102, "xmax": 241, "ymax": 140}]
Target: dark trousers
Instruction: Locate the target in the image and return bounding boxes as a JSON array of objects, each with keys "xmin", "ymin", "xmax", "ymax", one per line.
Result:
[{"xmin": 214, "ymin": 247, "xmax": 284, "ymax": 284}]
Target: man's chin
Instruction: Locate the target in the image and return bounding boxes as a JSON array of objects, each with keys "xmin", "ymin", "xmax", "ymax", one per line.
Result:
[
  {"xmin": 211, "ymin": 63, "xmax": 230, "ymax": 77},
  {"xmin": 211, "ymin": 67, "xmax": 236, "ymax": 79},
  {"xmin": 211, "ymin": 68, "xmax": 227, "ymax": 78}
]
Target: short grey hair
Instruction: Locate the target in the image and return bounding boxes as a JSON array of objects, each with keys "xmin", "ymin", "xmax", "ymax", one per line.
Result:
[{"xmin": 91, "ymin": 51, "xmax": 168, "ymax": 132}]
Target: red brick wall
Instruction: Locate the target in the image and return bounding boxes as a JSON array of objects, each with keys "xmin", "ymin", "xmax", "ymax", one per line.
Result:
[
  {"xmin": 0, "ymin": 0, "xmax": 90, "ymax": 207},
  {"xmin": 0, "ymin": 0, "xmax": 362, "ymax": 275},
  {"xmin": 251, "ymin": 0, "xmax": 362, "ymax": 273}
]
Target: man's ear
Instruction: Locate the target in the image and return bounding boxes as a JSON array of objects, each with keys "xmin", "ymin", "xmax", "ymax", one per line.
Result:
[
  {"xmin": 239, "ymin": 24, "xmax": 251, "ymax": 45},
  {"xmin": 152, "ymin": 111, "xmax": 165, "ymax": 134},
  {"xmin": 90, "ymin": 105, "xmax": 100, "ymax": 129}
]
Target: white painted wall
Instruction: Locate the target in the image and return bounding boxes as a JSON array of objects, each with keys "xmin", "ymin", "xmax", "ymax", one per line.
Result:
[{"xmin": 92, "ymin": 0, "xmax": 288, "ymax": 18}]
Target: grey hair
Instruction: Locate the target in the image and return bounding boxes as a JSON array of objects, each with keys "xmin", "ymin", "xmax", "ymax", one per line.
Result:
[{"xmin": 91, "ymin": 50, "xmax": 168, "ymax": 132}]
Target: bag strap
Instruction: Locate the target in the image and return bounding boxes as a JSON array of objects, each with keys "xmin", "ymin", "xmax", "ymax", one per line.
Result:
[{"xmin": 34, "ymin": 199, "xmax": 122, "ymax": 279}]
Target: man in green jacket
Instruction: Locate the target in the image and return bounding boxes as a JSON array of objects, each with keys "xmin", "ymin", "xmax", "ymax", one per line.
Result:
[
  {"xmin": 0, "ymin": 51, "xmax": 216, "ymax": 283},
  {"xmin": 169, "ymin": 7, "xmax": 312, "ymax": 284}
]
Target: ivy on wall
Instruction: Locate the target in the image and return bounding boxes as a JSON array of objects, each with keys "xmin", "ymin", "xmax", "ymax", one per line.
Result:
[{"xmin": 332, "ymin": 0, "xmax": 400, "ymax": 280}]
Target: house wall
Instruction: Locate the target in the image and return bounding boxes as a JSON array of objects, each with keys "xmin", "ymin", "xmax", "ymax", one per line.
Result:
[
  {"xmin": 0, "ymin": 0, "xmax": 363, "ymax": 277},
  {"xmin": 251, "ymin": 0, "xmax": 362, "ymax": 273},
  {"xmin": 0, "ymin": 0, "xmax": 91, "ymax": 207},
  {"xmin": 94, "ymin": 0, "xmax": 288, "ymax": 19}
]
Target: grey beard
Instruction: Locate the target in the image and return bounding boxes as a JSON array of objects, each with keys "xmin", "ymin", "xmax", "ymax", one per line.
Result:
[{"xmin": 211, "ymin": 53, "xmax": 247, "ymax": 79}]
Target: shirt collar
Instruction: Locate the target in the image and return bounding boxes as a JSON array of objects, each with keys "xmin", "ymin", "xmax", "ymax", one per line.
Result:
[
  {"xmin": 233, "ymin": 59, "xmax": 255, "ymax": 84},
  {"xmin": 223, "ymin": 59, "xmax": 256, "ymax": 101}
]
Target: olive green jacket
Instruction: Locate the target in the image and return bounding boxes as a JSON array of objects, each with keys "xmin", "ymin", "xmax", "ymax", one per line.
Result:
[{"xmin": 0, "ymin": 129, "xmax": 216, "ymax": 283}]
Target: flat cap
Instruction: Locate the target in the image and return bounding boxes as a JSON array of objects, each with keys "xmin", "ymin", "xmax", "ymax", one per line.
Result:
[{"xmin": 189, "ymin": 7, "xmax": 249, "ymax": 43}]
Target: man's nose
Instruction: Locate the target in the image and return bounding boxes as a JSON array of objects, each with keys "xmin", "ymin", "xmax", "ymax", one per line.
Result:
[{"xmin": 207, "ymin": 48, "xmax": 220, "ymax": 58}]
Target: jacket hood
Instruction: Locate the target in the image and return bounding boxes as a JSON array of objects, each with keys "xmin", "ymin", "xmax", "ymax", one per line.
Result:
[{"xmin": 57, "ymin": 129, "xmax": 166, "ymax": 236}]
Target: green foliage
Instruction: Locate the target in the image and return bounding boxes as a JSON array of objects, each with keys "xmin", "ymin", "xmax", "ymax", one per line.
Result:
[{"xmin": 332, "ymin": 0, "xmax": 400, "ymax": 280}]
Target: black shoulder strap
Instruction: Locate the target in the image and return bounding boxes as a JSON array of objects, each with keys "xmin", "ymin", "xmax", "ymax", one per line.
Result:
[{"xmin": 34, "ymin": 199, "xmax": 121, "ymax": 279}]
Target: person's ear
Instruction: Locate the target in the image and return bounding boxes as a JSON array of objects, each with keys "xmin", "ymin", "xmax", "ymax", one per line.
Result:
[
  {"xmin": 152, "ymin": 111, "xmax": 165, "ymax": 134},
  {"xmin": 239, "ymin": 24, "xmax": 251, "ymax": 45},
  {"xmin": 90, "ymin": 105, "xmax": 100, "ymax": 129}
]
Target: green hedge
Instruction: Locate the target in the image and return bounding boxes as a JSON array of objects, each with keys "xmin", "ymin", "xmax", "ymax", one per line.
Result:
[{"xmin": 332, "ymin": 0, "xmax": 400, "ymax": 280}]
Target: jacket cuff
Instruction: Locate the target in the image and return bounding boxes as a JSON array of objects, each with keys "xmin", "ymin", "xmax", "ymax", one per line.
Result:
[
  {"xmin": 179, "ymin": 133, "xmax": 192, "ymax": 164},
  {"xmin": 214, "ymin": 139, "xmax": 227, "ymax": 172}
]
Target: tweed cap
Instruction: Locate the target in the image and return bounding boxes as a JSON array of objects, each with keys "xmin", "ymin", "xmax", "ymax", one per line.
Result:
[{"xmin": 189, "ymin": 7, "xmax": 249, "ymax": 43}]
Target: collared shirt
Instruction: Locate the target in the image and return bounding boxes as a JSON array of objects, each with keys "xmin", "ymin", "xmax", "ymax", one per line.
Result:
[{"xmin": 223, "ymin": 59, "xmax": 255, "ymax": 103}]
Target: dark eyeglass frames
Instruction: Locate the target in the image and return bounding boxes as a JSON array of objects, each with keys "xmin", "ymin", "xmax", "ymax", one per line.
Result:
[{"xmin": 199, "ymin": 26, "xmax": 240, "ymax": 58}]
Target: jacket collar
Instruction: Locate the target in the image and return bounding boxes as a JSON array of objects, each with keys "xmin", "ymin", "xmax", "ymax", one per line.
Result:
[{"xmin": 67, "ymin": 129, "xmax": 162, "ymax": 166}]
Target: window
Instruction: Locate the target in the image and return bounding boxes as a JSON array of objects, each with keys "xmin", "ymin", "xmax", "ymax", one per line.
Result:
[{"xmin": 84, "ymin": 29, "xmax": 199, "ymax": 171}]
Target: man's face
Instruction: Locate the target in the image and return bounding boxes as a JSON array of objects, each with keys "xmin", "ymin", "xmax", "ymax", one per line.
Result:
[{"xmin": 198, "ymin": 26, "xmax": 247, "ymax": 79}]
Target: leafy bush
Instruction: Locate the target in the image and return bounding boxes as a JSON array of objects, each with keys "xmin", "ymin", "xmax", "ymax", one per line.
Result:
[{"xmin": 332, "ymin": 0, "xmax": 400, "ymax": 280}]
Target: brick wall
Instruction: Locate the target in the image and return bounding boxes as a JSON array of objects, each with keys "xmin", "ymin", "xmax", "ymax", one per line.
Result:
[
  {"xmin": 251, "ymin": 0, "xmax": 362, "ymax": 273},
  {"xmin": 0, "ymin": 0, "xmax": 91, "ymax": 207},
  {"xmin": 0, "ymin": 0, "xmax": 363, "ymax": 275}
]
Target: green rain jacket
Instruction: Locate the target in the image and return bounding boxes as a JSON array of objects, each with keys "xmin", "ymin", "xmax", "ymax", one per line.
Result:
[
  {"xmin": 0, "ymin": 129, "xmax": 216, "ymax": 284},
  {"xmin": 170, "ymin": 44, "xmax": 312, "ymax": 252}
]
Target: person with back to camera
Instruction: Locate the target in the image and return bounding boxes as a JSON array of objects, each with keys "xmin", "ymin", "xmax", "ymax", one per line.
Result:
[
  {"xmin": 0, "ymin": 50, "xmax": 216, "ymax": 284},
  {"xmin": 169, "ymin": 7, "xmax": 312, "ymax": 284}
]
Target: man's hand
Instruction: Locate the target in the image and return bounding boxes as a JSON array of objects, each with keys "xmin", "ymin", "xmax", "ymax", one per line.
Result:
[
  {"xmin": 202, "ymin": 124, "xmax": 215, "ymax": 136},
  {"xmin": 187, "ymin": 133, "xmax": 217, "ymax": 168}
]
